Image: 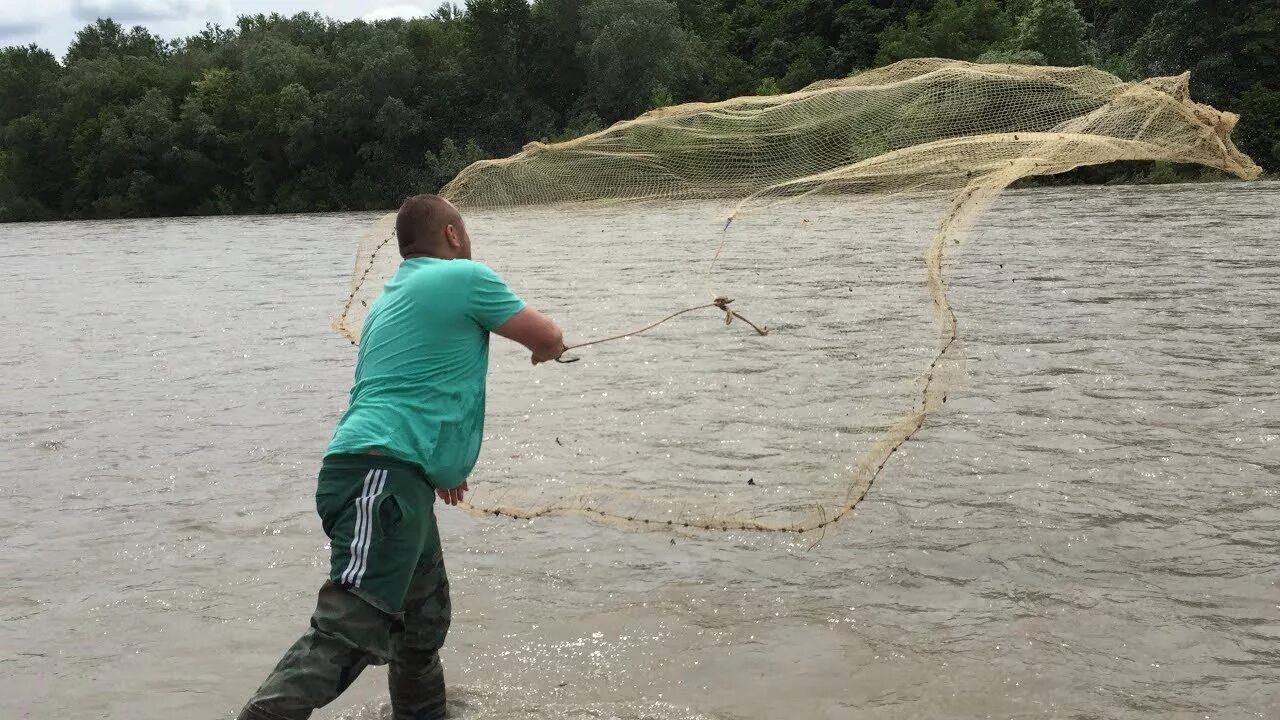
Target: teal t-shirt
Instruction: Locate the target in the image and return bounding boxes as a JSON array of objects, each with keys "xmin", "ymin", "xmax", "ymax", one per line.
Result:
[{"xmin": 326, "ymin": 258, "xmax": 527, "ymax": 488}]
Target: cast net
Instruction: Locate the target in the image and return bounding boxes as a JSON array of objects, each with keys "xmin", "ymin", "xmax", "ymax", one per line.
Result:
[{"xmin": 334, "ymin": 58, "xmax": 1260, "ymax": 534}]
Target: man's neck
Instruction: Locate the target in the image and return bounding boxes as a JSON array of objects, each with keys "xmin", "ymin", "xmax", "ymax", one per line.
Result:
[{"xmin": 403, "ymin": 250, "xmax": 449, "ymax": 261}]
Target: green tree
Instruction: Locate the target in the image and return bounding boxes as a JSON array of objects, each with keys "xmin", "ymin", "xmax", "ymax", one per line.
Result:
[
  {"xmin": 2, "ymin": 3, "xmax": 1277, "ymax": 222},
  {"xmin": 1236, "ymin": 84, "xmax": 1280, "ymax": 170},
  {"xmin": 781, "ymin": 36, "xmax": 834, "ymax": 90},
  {"xmin": 754, "ymin": 77, "xmax": 782, "ymax": 96},
  {"xmin": 1132, "ymin": 0, "xmax": 1279, "ymax": 109},
  {"xmin": 177, "ymin": 67, "xmax": 243, "ymax": 213},
  {"xmin": 0, "ymin": 114, "xmax": 61, "ymax": 220},
  {"xmin": 975, "ymin": 49, "xmax": 1047, "ymax": 65},
  {"xmin": 1014, "ymin": 0, "xmax": 1091, "ymax": 67},
  {"xmin": 582, "ymin": 0, "xmax": 703, "ymax": 120},
  {"xmin": 459, "ymin": 0, "xmax": 535, "ymax": 151},
  {"xmin": 525, "ymin": 0, "xmax": 590, "ymax": 130},
  {"xmin": 424, "ymin": 137, "xmax": 488, "ymax": 189},
  {"xmin": 72, "ymin": 89, "xmax": 181, "ymax": 217},
  {"xmin": 65, "ymin": 18, "xmax": 167, "ymax": 63},
  {"xmin": 1084, "ymin": 0, "xmax": 1159, "ymax": 61},
  {"xmin": 832, "ymin": 1, "xmax": 894, "ymax": 71},
  {"xmin": 1123, "ymin": 0, "xmax": 1278, "ymax": 172},
  {"xmin": 0, "ymin": 46, "xmax": 62, "ymax": 124},
  {"xmin": 876, "ymin": 0, "xmax": 1013, "ymax": 65}
]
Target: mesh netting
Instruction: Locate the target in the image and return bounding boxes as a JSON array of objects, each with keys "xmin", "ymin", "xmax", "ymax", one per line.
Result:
[{"xmin": 334, "ymin": 59, "xmax": 1260, "ymax": 534}]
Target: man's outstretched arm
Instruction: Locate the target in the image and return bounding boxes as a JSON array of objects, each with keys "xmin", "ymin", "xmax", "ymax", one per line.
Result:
[{"xmin": 493, "ymin": 306, "xmax": 566, "ymax": 364}]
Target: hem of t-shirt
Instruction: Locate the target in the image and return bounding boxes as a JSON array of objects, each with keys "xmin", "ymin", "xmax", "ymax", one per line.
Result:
[{"xmin": 322, "ymin": 450, "xmax": 428, "ymax": 478}]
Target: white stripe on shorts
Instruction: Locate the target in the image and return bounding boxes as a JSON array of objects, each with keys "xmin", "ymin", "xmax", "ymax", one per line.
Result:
[
  {"xmin": 340, "ymin": 469, "xmax": 385, "ymax": 586},
  {"xmin": 351, "ymin": 469, "xmax": 386, "ymax": 587}
]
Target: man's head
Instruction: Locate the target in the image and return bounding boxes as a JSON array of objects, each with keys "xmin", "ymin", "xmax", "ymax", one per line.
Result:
[{"xmin": 395, "ymin": 194, "xmax": 472, "ymax": 260}]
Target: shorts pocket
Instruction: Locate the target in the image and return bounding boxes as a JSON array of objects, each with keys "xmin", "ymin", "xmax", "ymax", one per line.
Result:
[{"xmin": 376, "ymin": 491, "xmax": 405, "ymax": 535}]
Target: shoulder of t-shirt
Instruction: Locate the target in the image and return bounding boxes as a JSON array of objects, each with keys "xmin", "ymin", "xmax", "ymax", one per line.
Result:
[
  {"xmin": 455, "ymin": 259, "xmax": 505, "ymax": 284},
  {"xmin": 457, "ymin": 258, "xmax": 494, "ymax": 272}
]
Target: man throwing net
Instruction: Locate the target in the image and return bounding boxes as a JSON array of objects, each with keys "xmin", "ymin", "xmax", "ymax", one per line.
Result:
[{"xmin": 237, "ymin": 195, "xmax": 566, "ymax": 720}]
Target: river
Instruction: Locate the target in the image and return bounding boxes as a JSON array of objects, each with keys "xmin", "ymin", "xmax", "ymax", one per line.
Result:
[{"xmin": 2, "ymin": 181, "xmax": 1277, "ymax": 719}]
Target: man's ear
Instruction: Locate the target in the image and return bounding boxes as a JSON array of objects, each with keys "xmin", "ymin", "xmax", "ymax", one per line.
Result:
[{"xmin": 443, "ymin": 223, "xmax": 460, "ymax": 250}]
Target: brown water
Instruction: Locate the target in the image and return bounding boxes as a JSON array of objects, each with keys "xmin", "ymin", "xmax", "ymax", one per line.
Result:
[{"xmin": 2, "ymin": 182, "xmax": 1277, "ymax": 720}]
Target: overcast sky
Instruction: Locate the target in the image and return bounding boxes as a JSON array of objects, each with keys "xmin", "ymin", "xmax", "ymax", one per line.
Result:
[{"xmin": 0, "ymin": 0, "xmax": 450, "ymax": 58}]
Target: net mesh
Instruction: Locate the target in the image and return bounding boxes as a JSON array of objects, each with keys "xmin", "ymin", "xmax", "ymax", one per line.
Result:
[{"xmin": 334, "ymin": 59, "xmax": 1260, "ymax": 533}]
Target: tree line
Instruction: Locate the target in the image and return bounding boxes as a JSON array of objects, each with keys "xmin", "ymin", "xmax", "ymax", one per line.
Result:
[{"xmin": 1, "ymin": 0, "xmax": 1276, "ymax": 222}]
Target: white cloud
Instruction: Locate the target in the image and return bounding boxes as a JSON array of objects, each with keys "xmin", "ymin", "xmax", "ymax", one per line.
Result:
[
  {"xmin": 3, "ymin": 1, "xmax": 448, "ymax": 56},
  {"xmin": 362, "ymin": 4, "xmax": 436, "ymax": 22},
  {"xmin": 70, "ymin": 0, "xmax": 230, "ymax": 22},
  {"xmin": 0, "ymin": 6, "xmax": 54, "ymax": 39},
  {"xmin": 0, "ymin": 20, "xmax": 45, "ymax": 39}
]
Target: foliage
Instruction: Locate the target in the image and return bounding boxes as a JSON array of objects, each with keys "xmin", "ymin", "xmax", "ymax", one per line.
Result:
[
  {"xmin": 876, "ymin": 0, "xmax": 1012, "ymax": 65},
  {"xmin": 0, "ymin": 1, "xmax": 1274, "ymax": 221},
  {"xmin": 1013, "ymin": 0, "xmax": 1090, "ymax": 66},
  {"xmin": 1236, "ymin": 85, "xmax": 1280, "ymax": 169}
]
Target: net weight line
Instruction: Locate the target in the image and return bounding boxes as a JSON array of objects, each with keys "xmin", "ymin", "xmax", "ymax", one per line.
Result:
[
  {"xmin": 457, "ymin": 217, "xmax": 961, "ymax": 535},
  {"xmin": 339, "ymin": 220, "xmax": 953, "ymax": 536}
]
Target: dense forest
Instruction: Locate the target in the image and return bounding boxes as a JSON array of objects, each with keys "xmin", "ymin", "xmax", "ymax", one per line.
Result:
[{"xmin": 1, "ymin": 0, "xmax": 1276, "ymax": 221}]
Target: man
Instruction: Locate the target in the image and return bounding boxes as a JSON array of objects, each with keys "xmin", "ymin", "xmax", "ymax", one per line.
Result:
[{"xmin": 237, "ymin": 194, "xmax": 566, "ymax": 720}]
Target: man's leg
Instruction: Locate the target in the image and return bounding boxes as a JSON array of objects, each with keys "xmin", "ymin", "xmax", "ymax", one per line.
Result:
[
  {"xmin": 388, "ymin": 542, "xmax": 452, "ymax": 719},
  {"xmin": 238, "ymin": 582, "xmax": 394, "ymax": 720},
  {"xmin": 239, "ymin": 459, "xmax": 431, "ymax": 720}
]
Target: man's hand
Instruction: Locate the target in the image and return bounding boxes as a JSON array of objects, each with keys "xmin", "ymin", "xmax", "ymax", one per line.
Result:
[
  {"xmin": 532, "ymin": 344, "xmax": 568, "ymax": 365},
  {"xmin": 494, "ymin": 307, "xmax": 565, "ymax": 364},
  {"xmin": 437, "ymin": 481, "xmax": 468, "ymax": 506}
]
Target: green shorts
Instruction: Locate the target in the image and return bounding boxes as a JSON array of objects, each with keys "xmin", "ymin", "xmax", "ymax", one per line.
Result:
[{"xmin": 316, "ymin": 453, "xmax": 441, "ymax": 614}]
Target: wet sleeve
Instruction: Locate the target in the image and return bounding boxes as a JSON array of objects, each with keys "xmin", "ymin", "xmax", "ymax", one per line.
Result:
[{"xmin": 467, "ymin": 262, "xmax": 528, "ymax": 331}]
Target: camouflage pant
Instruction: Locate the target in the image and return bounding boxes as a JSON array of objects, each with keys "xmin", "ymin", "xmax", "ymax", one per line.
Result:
[
  {"xmin": 238, "ymin": 557, "xmax": 451, "ymax": 720},
  {"xmin": 239, "ymin": 456, "xmax": 451, "ymax": 720}
]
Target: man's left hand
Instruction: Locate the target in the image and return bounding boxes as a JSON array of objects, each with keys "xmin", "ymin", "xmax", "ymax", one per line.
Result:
[{"xmin": 437, "ymin": 481, "xmax": 468, "ymax": 506}]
